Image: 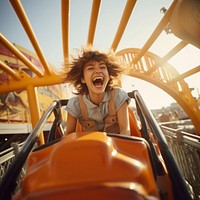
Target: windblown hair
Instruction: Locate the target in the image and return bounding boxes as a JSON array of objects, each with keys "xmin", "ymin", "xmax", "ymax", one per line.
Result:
[{"xmin": 62, "ymin": 46, "xmax": 124, "ymax": 95}]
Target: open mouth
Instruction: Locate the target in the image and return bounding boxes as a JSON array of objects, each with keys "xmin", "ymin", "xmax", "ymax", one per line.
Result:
[{"xmin": 92, "ymin": 76, "xmax": 104, "ymax": 87}]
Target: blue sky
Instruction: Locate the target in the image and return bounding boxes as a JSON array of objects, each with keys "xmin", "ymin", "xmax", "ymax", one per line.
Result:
[{"xmin": 0, "ymin": 0, "xmax": 199, "ymax": 109}]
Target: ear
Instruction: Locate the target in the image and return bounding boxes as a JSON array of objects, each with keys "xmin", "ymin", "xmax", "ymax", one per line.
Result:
[{"xmin": 81, "ymin": 77, "xmax": 85, "ymax": 83}]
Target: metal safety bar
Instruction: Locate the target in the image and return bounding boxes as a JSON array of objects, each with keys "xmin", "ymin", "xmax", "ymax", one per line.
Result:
[
  {"xmin": 130, "ymin": 90, "xmax": 192, "ymax": 200},
  {"xmin": 0, "ymin": 100, "xmax": 68, "ymax": 200}
]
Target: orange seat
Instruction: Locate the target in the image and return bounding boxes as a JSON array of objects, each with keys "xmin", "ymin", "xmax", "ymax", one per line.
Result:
[
  {"xmin": 14, "ymin": 132, "xmax": 160, "ymax": 200},
  {"xmin": 128, "ymin": 107, "xmax": 141, "ymax": 137}
]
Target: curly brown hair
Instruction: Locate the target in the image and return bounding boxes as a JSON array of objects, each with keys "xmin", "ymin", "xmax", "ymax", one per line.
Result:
[{"xmin": 62, "ymin": 46, "xmax": 124, "ymax": 95}]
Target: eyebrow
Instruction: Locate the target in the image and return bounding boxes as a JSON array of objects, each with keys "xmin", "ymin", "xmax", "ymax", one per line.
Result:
[
  {"xmin": 84, "ymin": 61, "xmax": 105, "ymax": 67},
  {"xmin": 85, "ymin": 63, "xmax": 94, "ymax": 67}
]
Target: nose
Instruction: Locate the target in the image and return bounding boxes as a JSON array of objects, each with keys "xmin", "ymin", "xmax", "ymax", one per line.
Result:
[{"xmin": 94, "ymin": 65, "xmax": 102, "ymax": 73}]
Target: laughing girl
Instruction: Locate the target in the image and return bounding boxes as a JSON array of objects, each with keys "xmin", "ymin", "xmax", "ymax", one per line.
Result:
[{"xmin": 63, "ymin": 47, "xmax": 130, "ymax": 135}]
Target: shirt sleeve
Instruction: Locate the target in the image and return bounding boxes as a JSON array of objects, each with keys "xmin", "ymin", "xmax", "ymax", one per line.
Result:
[
  {"xmin": 114, "ymin": 88, "xmax": 130, "ymax": 111},
  {"xmin": 65, "ymin": 96, "xmax": 81, "ymax": 118}
]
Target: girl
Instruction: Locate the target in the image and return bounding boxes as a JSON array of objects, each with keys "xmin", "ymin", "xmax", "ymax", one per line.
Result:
[{"xmin": 62, "ymin": 47, "xmax": 130, "ymax": 135}]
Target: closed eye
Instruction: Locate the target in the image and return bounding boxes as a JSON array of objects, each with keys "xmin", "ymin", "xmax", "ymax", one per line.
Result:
[
  {"xmin": 86, "ymin": 66, "xmax": 94, "ymax": 70},
  {"xmin": 99, "ymin": 64, "xmax": 107, "ymax": 69}
]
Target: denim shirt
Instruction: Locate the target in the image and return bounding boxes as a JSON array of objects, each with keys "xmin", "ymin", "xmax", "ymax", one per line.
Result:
[{"xmin": 65, "ymin": 88, "xmax": 130, "ymax": 131}]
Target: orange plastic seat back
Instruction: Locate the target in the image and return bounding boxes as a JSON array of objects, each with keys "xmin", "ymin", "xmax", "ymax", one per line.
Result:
[
  {"xmin": 128, "ymin": 107, "xmax": 141, "ymax": 137},
  {"xmin": 15, "ymin": 132, "xmax": 160, "ymax": 200}
]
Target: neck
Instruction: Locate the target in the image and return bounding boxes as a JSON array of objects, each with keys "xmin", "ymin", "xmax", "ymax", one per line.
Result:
[{"xmin": 89, "ymin": 92, "xmax": 105, "ymax": 106}]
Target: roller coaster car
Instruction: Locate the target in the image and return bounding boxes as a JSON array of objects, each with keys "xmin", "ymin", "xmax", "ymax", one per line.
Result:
[{"xmin": 0, "ymin": 91, "xmax": 192, "ymax": 200}]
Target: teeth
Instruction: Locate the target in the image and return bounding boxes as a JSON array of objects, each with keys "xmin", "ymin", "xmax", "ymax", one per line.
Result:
[{"xmin": 93, "ymin": 76, "xmax": 103, "ymax": 81}]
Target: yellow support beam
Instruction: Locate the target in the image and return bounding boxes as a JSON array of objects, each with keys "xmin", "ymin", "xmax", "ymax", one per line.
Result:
[
  {"xmin": 132, "ymin": 0, "xmax": 178, "ymax": 64},
  {"xmin": 145, "ymin": 41, "xmax": 187, "ymax": 75},
  {"xmin": 0, "ymin": 72, "xmax": 62, "ymax": 94},
  {"xmin": 9, "ymin": 0, "xmax": 52, "ymax": 75},
  {"xmin": 0, "ymin": 60, "xmax": 20, "ymax": 81},
  {"xmin": 169, "ymin": 65, "xmax": 200, "ymax": 83},
  {"xmin": 87, "ymin": 0, "xmax": 101, "ymax": 45},
  {"xmin": 111, "ymin": 0, "xmax": 137, "ymax": 52},
  {"xmin": 26, "ymin": 85, "xmax": 44, "ymax": 145},
  {"xmin": 62, "ymin": 0, "xmax": 70, "ymax": 61},
  {"xmin": 0, "ymin": 33, "xmax": 43, "ymax": 77}
]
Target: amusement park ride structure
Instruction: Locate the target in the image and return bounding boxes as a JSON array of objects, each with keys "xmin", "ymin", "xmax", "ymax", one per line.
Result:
[
  {"xmin": 0, "ymin": 0, "xmax": 200, "ymax": 200},
  {"xmin": 0, "ymin": 0, "xmax": 199, "ymax": 136}
]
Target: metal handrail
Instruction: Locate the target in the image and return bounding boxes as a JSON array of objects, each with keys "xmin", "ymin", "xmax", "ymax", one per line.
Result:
[
  {"xmin": 161, "ymin": 125, "xmax": 200, "ymax": 200},
  {"xmin": 0, "ymin": 142, "xmax": 25, "ymax": 164},
  {"xmin": 161, "ymin": 125, "xmax": 200, "ymax": 141}
]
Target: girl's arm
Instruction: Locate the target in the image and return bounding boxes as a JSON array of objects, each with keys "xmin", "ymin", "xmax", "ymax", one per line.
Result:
[
  {"xmin": 65, "ymin": 113, "xmax": 77, "ymax": 134},
  {"xmin": 117, "ymin": 101, "xmax": 130, "ymax": 136}
]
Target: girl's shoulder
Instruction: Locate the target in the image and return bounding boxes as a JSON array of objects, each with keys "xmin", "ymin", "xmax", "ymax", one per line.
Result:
[
  {"xmin": 112, "ymin": 87, "xmax": 130, "ymax": 107},
  {"xmin": 68, "ymin": 95, "xmax": 79, "ymax": 105},
  {"xmin": 113, "ymin": 87, "xmax": 128, "ymax": 96},
  {"xmin": 65, "ymin": 95, "xmax": 81, "ymax": 118}
]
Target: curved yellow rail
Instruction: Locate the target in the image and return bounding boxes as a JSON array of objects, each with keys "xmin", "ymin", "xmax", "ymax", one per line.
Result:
[{"xmin": 117, "ymin": 48, "xmax": 200, "ymax": 133}]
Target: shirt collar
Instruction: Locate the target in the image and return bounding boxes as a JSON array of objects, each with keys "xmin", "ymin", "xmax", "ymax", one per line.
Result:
[{"xmin": 83, "ymin": 91, "xmax": 111, "ymax": 108}]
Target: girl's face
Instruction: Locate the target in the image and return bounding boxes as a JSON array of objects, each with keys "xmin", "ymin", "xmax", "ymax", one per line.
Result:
[{"xmin": 81, "ymin": 61, "xmax": 110, "ymax": 95}]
